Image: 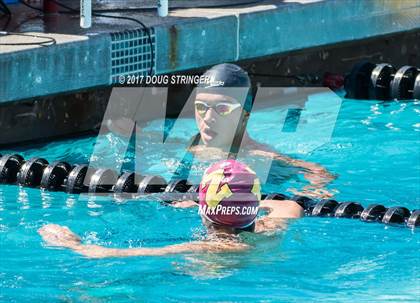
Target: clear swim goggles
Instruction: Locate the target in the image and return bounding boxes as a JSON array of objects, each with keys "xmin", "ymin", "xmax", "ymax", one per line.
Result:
[{"xmin": 194, "ymin": 100, "xmax": 242, "ymax": 117}]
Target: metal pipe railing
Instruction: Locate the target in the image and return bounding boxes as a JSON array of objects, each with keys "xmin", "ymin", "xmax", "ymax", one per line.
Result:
[
  {"xmin": 80, "ymin": 0, "xmax": 91, "ymax": 28},
  {"xmin": 157, "ymin": 0, "xmax": 168, "ymax": 17}
]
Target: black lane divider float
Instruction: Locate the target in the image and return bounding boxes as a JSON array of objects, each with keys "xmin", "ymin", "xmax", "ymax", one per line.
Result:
[
  {"xmin": 344, "ymin": 61, "xmax": 420, "ymax": 101},
  {"xmin": 0, "ymin": 154, "xmax": 418, "ymax": 229}
]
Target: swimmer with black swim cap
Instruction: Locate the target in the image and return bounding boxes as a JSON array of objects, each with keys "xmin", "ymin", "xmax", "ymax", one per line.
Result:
[
  {"xmin": 38, "ymin": 160, "xmax": 303, "ymax": 258},
  {"xmin": 179, "ymin": 63, "xmax": 336, "ymax": 205},
  {"xmin": 192, "ymin": 63, "xmax": 254, "ymax": 151}
]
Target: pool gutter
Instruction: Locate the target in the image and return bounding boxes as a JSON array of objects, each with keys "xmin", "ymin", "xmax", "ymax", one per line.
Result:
[{"xmin": 1, "ymin": 0, "xmax": 419, "ymax": 103}]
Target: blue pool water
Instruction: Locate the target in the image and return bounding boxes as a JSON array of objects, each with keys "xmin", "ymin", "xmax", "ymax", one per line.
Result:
[{"xmin": 0, "ymin": 93, "xmax": 419, "ymax": 302}]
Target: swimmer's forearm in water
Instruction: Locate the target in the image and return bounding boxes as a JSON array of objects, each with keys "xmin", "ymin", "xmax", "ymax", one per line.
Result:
[
  {"xmin": 37, "ymin": 201, "xmax": 302, "ymax": 258},
  {"xmin": 38, "ymin": 224, "xmax": 249, "ymax": 259},
  {"xmin": 171, "ymin": 200, "xmax": 198, "ymax": 208},
  {"xmin": 249, "ymin": 148, "xmax": 336, "ymax": 198},
  {"xmin": 250, "ymin": 148, "xmax": 335, "ymax": 184},
  {"xmin": 75, "ymin": 241, "xmax": 249, "ymax": 258}
]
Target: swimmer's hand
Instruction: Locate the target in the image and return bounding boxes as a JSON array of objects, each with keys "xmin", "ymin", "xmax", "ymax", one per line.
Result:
[
  {"xmin": 291, "ymin": 161, "xmax": 338, "ymax": 199},
  {"xmin": 302, "ymin": 163, "xmax": 337, "ymax": 186},
  {"xmin": 38, "ymin": 224, "xmax": 123, "ymax": 258},
  {"xmin": 171, "ymin": 200, "xmax": 198, "ymax": 208},
  {"xmin": 290, "ymin": 185, "xmax": 338, "ymax": 199},
  {"xmin": 38, "ymin": 224, "xmax": 82, "ymax": 249},
  {"xmin": 293, "ymin": 162, "xmax": 338, "ymax": 199}
]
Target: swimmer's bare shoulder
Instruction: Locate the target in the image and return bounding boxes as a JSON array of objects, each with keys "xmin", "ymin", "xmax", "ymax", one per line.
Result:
[{"xmin": 255, "ymin": 200, "xmax": 303, "ymax": 233}]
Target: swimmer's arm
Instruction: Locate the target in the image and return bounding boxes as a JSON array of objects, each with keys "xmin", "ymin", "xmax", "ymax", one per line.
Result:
[
  {"xmin": 74, "ymin": 241, "xmax": 249, "ymax": 258},
  {"xmin": 249, "ymin": 148, "xmax": 336, "ymax": 198},
  {"xmin": 38, "ymin": 224, "xmax": 248, "ymax": 259},
  {"xmin": 250, "ymin": 148, "xmax": 335, "ymax": 183},
  {"xmin": 254, "ymin": 200, "xmax": 303, "ymax": 233},
  {"xmin": 171, "ymin": 200, "xmax": 198, "ymax": 208}
]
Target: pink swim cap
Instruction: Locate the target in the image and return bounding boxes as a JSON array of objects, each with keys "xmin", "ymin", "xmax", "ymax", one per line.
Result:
[{"xmin": 199, "ymin": 160, "xmax": 261, "ymax": 229}]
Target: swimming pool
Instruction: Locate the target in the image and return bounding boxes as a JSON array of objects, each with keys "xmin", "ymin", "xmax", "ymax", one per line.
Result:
[{"xmin": 0, "ymin": 92, "xmax": 419, "ymax": 302}]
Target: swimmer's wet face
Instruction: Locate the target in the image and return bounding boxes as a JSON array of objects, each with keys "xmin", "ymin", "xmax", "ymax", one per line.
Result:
[
  {"xmin": 195, "ymin": 92, "xmax": 245, "ymax": 148},
  {"xmin": 195, "ymin": 63, "xmax": 253, "ymax": 149}
]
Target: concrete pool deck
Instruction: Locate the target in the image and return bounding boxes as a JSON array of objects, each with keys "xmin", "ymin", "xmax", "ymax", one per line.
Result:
[{"xmin": 0, "ymin": 0, "xmax": 419, "ymax": 103}]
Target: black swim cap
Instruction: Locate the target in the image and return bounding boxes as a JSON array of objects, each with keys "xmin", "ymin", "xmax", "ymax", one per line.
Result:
[
  {"xmin": 198, "ymin": 63, "xmax": 253, "ymax": 112},
  {"xmin": 199, "ymin": 63, "xmax": 251, "ymax": 88}
]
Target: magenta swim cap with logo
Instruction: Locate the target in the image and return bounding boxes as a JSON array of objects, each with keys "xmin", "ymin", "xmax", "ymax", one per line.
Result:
[{"xmin": 199, "ymin": 160, "xmax": 261, "ymax": 229}]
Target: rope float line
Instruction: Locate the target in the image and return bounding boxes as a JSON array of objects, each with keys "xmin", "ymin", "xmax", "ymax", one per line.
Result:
[
  {"xmin": 0, "ymin": 154, "xmax": 418, "ymax": 229},
  {"xmin": 344, "ymin": 62, "xmax": 420, "ymax": 100}
]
